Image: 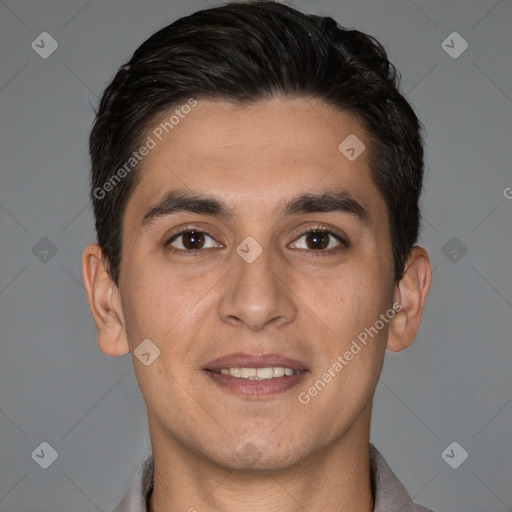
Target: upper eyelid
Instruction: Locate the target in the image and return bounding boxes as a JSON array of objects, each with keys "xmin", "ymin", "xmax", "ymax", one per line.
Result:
[
  {"xmin": 167, "ymin": 228, "xmax": 221, "ymax": 246},
  {"xmin": 292, "ymin": 228, "xmax": 348, "ymax": 248},
  {"xmin": 298, "ymin": 227, "xmax": 345, "ymax": 239},
  {"xmin": 169, "ymin": 228, "xmax": 214, "ymax": 239}
]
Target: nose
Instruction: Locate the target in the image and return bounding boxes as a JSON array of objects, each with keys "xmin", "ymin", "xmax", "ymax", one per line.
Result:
[{"xmin": 217, "ymin": 245, "xmax": 297, "ymax": 331}]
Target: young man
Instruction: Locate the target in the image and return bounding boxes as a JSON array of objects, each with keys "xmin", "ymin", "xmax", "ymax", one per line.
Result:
[{"xmin": 82, "ymin": 1, "xmax": 433, "ymax": 511}]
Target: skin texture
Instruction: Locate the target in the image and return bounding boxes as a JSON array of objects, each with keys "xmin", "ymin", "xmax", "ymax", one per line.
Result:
[{"xmin": 82, "ymin": 97, "xmax": 431, "ymax": 512}]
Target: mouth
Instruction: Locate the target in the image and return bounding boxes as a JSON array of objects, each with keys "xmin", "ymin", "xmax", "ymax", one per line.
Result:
[{"xmin": 203, "ymin": 353, "xmax": 309, "ymax": 398}]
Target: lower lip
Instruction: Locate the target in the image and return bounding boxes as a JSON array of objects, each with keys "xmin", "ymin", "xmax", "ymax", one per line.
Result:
[{"xmin": 203, "ymin": 369, "xmax": 308, "ymax": 398}]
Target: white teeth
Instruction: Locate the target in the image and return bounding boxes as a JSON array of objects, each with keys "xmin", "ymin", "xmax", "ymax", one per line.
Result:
[
  {"xmin": 255, "ymin": 367, "xmax": 274, "ymax": 379},
  {"xmin": 273, "ymin": 367, "xmax": 285, "ymax": 377},
  {"xmin": 240, "ymin": 368, "xmax": 257, "ymax": 379},
  {"xmin": 216, "ymin": 366, "xmax": 299, "ymax": 380}
]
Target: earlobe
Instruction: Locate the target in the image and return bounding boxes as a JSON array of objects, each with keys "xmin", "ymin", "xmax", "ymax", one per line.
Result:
[
  {"xmin": 386, "ymin": 246, "xmax": 432, "ymax": 353},
  {"xmin": 81, "ymin": 244, "xmax": 130, "ymax": 356}
]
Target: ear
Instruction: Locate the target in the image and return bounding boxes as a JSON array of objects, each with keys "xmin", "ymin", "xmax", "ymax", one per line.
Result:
[
  {"xmin": 81, "ymin": 243, "xmax": 130, "ymax": 356},
  {"xmin": 387, "ymin": 246, "xmax": 432, "ymax": 353}
]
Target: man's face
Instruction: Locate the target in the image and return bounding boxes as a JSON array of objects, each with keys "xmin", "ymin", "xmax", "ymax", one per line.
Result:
[{"xmin": 118, "ymin": 97, "xmax": 396, "ymax": 469}]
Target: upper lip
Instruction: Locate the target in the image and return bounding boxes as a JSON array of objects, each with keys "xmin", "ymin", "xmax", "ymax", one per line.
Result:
[{"xmin": 204, "ymin": 352, "xmax": 308, "ymax": 372}]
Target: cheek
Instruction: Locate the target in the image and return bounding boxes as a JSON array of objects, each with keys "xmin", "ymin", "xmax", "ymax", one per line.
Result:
[
  {"xmin": 299, "ymin": 272, "xmax": 390, "ymax": 423},
  {"xmin": 119, "ymin": 254, "xmax": 221, "ymax": 346},
  {"xmin": 313, "ymin": 262, "xmax": 389, "ymax": 332}
]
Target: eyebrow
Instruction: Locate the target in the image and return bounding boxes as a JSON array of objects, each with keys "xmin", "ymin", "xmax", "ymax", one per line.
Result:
[
  {"xmin": 141, "ymin": 190, "xmax": 232, "ymax": 228},
  {"xmin": 140, "ymin": 189, "xmax": 370, "ymax": 229},
  {"xmin": 284, "ymin": 190, "xmax": 370, "ymax": 226}
]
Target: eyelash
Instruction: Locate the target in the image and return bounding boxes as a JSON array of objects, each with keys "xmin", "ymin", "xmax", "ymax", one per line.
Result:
[
  {"xmin": 165, "ymin": 224, "xmax": 349, "ymax": 257},
  {"xmin": 293, "ymin": 227, "xmax": 349, "ymax": 254}
]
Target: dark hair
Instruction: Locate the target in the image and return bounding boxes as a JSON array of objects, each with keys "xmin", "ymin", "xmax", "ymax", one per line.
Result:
[{"xmin": 89, "ymin": 0, "xmax": 424, "ymax": 285}]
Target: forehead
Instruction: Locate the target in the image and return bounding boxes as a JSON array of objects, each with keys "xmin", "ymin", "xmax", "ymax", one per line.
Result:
[{"xmin": 127, "ymin": 97, "xmax": 387, "ymax": 224}]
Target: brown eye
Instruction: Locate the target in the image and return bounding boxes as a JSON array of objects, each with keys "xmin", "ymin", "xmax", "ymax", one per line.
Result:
[
  {"xmin": 182, "ymin": 231, "xmax": 205, "ymax": 249},
  {"xmin": 290, "ymin": 229, "xmax": 347, "ymax": 252},
  {"xmin": 305, "ymin": 231, "xmax": 330, "ymax": 250},
  {"xmin": 168, "ymin": 230, "xmax": 219, "ymax": 251}
]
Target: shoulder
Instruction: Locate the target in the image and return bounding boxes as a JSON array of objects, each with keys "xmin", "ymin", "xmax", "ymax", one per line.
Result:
[{"xmin": 369, "ymin": 444, "xmax": 437, "ymax": 512}]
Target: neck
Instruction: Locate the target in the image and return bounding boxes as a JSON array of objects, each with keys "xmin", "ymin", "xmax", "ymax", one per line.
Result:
[{"xmin": 148, "ymin": 411, "xmax": 374, "ymax": 512}]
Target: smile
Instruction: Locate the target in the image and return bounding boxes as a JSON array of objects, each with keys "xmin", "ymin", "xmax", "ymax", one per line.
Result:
[
  {"xmin": 203, "ymin": 368, "xmax": 308, "ymax": 398},
  {"xmin": 211, "ymin": 366, "xmax": 303, "ymax": 379}
]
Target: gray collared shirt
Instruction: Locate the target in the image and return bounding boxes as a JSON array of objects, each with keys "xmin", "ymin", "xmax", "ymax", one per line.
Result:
[{"xmin": 112, "ymin": 444, "xmax": 435, "ymax": 512}]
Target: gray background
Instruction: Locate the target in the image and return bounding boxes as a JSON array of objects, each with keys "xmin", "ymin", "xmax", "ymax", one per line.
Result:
[{"xmin": 0, "ymin": 0, "xmax": 511, "ymax": 511}]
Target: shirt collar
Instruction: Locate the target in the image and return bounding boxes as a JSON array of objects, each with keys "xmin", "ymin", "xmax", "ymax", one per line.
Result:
[{"xmin": 113, "ymin": 444, "xmax": 433, "ymax": 512}]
